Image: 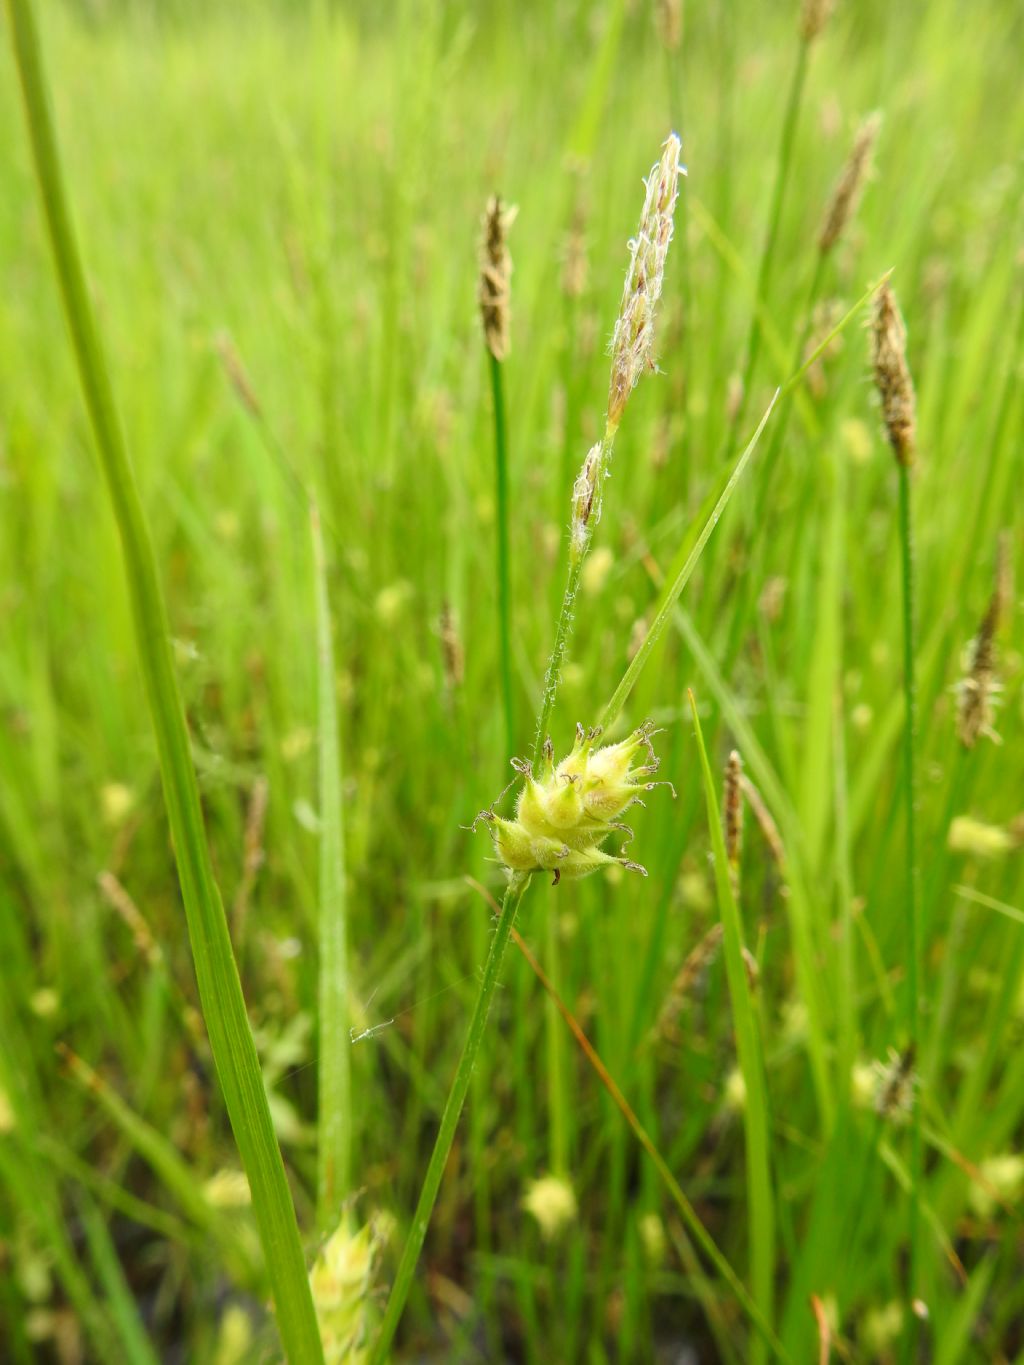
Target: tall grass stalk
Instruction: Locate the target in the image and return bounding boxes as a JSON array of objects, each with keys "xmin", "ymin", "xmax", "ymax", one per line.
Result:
[
  {"xmin": 871, "ymin": 275, "xmax": 922, "ymax": 1357},
  {"xmin": 689, "ymin": 692, "xmax": 776, "ymax": 1364},
  {"xmin": 5, "ymin": 3, "xmax": 325, "ymax": 1359},
  {"xmin": 312, "ymin": 502, "xmax": 352, "ymax": 1229},
  {"xmin": 897, "ymin": 460, "xmax": 923, "ymax": 1358}
]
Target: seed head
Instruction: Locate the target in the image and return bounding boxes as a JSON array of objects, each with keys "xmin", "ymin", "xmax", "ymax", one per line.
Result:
[
  {"xmin": 956, "ymin": 537, "xmax": 1010, "ymax": 748},
  {"xmin": 870, "ymin": 280, "xmax": 916, "ymax": 467},
  {"xmin": 656, "ymin": 0, "xmax": 682, "ymax": 51},
  {"xmin": 607, "ymin": 134, "xmax": 684, "ymax": 430},
  {"xmin": 723, "ymin": 749, "xmax": 744, "ymax": 899},
  {"xmin": 562, "ymin": 171, "xmax": 590, "ymax": 298},
  {"xmin": 479, "ymin": 195, "xmax": 515, "ymax": 361},
  {"xmin": 476, "ymin": 722, "xmax": 672, "ymax": 883},
  {"xmin": 873, "ymin": 1045, "xmax": 918, "ymax": 1122},
  {"xmin": 819, "ymin": 112, "xmax": 882, "ymax": 255},
  {"xmin": 215, "ymin": 330, "xmax": 262, "ymax": 418},
  {"xmin": 654, "ymin": 923, "xmax": 724, "ymax": 1043},
  {"xmin": 438, "ymin": 600, "xmax": 464, "ymax": 692},
  {"xmin": 309, "ymin": 1216, "xmax": 381, "ymax": 1363},
  {"xmin": 800, "ymin": 0, "xmax": 834, "ymax": 43}
]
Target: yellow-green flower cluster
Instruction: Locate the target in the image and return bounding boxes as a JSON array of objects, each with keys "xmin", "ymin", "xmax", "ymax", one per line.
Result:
[
  {"xmin": 308, "ymin": 1217, "xmax": 378, "ymax": 1365},
  {"xmin": 479, "ymin": 723, "xmax": 670, "ymax": 883}
]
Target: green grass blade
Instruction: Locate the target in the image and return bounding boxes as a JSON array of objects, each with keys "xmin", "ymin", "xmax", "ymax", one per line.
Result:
[
  {"xmin": 312, "ymin": 501, "xmax": 353, "ymax": 1229},
  {"xmin": 675, "ymin": 609, "xmax": 834, "ymax": 1127},
  {"xmin": 688, "ymin": 691, "xmax": 776, "ymax": 1364},
  {"xmin": 78, "ymin": 1193, "xmax": 161, "ymax": 1365},
  {"xmin": 600, "ymin": 393, "xmax": 778, "ymax": 733},
  {"xmin": 5, "ymin": 3, "xmax": 324, "ymax": 1358}
]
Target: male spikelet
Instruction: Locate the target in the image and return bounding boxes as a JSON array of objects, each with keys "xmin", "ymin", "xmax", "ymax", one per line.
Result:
[
  {"xmin": 957, "ymin": 536, "xmax": 1010, "ymax": 748},
  {"xmin": 479, "ymin": 196, "xmax": 515, "ymax": 361},
  {"xmin": 569, "ymin": 135, "xmax": 683, "ymax": 566},
  {"xmin": 607, "ymin": 135, "xmax": 684, "ymax": 431},
  {"xmin": 819, "ymin": 112, "xmax": 882, "ymax": 255},
  {"xmin": 477, "ymin": 722, "xmax": 673, "ymax": 883},
  {"xmin": 870, "ymin": 281, "xmax": 916, "ymax": 466}
]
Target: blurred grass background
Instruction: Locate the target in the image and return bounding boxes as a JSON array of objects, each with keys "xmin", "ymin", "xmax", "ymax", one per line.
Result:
[{"xmin": 1, "ymin": 0, "xmax": 1023, "ymax": 1360}]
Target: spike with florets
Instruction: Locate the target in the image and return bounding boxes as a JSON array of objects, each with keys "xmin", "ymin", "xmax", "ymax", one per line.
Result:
[{"xmin": 474, "ymin": 722, "xmax": 673, "ymax": 884}]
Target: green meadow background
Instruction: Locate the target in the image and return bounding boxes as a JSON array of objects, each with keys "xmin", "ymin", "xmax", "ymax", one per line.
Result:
[{"xmin": 1, "ymin": 0, "xmax": 1022, "ymax": 1360}]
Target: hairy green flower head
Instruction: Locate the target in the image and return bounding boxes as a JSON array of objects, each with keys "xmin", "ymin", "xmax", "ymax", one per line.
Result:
[{"xmin": 478, "ymin": 722, "xmax": 672, "ymax": 883}]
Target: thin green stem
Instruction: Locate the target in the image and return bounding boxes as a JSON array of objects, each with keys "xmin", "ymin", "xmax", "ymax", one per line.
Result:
[
  {"xmin": 5, "ymin": 4, "xmax": 324, "ymax": 1359},
  {"xmin": 689, "ymin": 693, "xmax": 776, "ymax": 1364},
  {"xmin": 897, "ymin": 461, "xmax": 922, "ymax": 1361},
  {"xmin": 312, "ymin": 503, "xmax": 352, "ymax": 1228},
  {"xmin": 535, "ymin": 557, "xmax": 585, "ymax": 755},
  {"xmin": 489, "ymin": 351, "xmax": 517, "ymax": 759},
  {"xmin": 376, "ymin": 420, "xmax": 613, "ymax": 1359},
  {"xmin": 371, "ymin": 873, "xmax": 529, "ymax": 1363}
]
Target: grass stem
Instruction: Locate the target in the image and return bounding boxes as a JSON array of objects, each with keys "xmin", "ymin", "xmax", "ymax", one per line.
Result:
[
  {"xmin": 897, "ymin": 461, "xmax": 923, "ymax": 1359},
  {"xmin": 312, "ymin": 503, "xmax": 352, "ymax": 1229}
]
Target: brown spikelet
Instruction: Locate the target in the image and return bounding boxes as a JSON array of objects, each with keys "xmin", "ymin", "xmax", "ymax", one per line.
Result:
[
  {"xmin": 874, "ymin": 1044, "xmax": 917, "ymax": 1121},
  {"xmin": 656, "ymin": 0, "xmax": 682, "ymax": 51},
  {"xmin": 870, "ymin": 281, "xmax": 917, "ymax": 467},
  {"xmin": 570, "ymin": 442, "xmax": 603, "ymax": 560},
  {"xmin": 723, "ymin": 749, "xmax": 743, "ymax": 899},
  {"xmin": 215, "ymin": 331, "xmax": 262, "ymax": 418},
  {"xmin": 98, "ymin": 870, "xmax": 163, "ymax": 969},
  {"xmin": 232, "ymin": 775, "xmax": 269, "ymax": 937},
  {"xmin": 479, "ymin": 195, "xmax": 514, "ymax": 361},
  {"xmin": 819, "ymin": 112, "xmax": 882, "ymax": 255},
  {"xmin": 739, "ymin": 773, "xmax": 788, "ymax": 876},
  {"xmin": 957, "ymin": 535, "xmax": 1010, "ymax": 748},
  {"xmin": 438, "ymin": 599, "xmax": 465, "ymax": 692},
  {"xmin": 800, "ymin": 0, "xmax": 833, "ymax": 42},
  {"xmin": 653, "ymin": 923, "xmax": 724, "ymax": 1043},
  {"xmin": 562, "ymin": 179, "xmax": 590, "ymax": 299},
  {"xmin": 802, "ymin": 299, "xmax": 844, "ymax": 399}
]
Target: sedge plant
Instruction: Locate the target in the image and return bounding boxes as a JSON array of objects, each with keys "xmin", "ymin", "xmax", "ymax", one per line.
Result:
[
  {"xmin": 373, "ymin": 131, "xmax": 688, "ymax": 1362},
  {"xmin": 870, "ymin": 279, "xmax": 924, "ymax": 1359}
]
